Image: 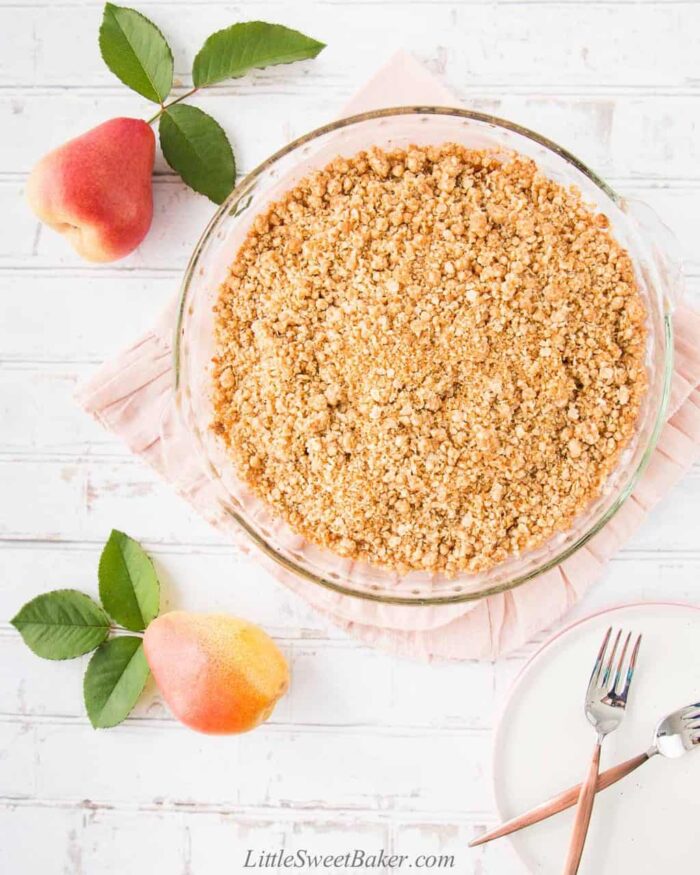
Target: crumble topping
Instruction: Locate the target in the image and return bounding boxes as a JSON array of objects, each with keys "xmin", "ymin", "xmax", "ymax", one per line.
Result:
[{"xmin": 212, "ymin": 144, "xmax": 647, "ymax": 574}]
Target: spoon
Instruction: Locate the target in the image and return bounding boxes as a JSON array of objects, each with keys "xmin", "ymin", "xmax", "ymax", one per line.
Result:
[{"xmin": 469, "ymin": 702, "xmax": 700, "ymax": 848}]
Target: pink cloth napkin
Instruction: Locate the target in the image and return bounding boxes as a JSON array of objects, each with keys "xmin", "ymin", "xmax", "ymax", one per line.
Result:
[{"xmin": 77, "ymin": 52, "xmax": 700, "ymax": 660}]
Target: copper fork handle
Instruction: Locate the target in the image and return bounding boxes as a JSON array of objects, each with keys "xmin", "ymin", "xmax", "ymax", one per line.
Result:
[
  {"xmin": 469, "ymin": 752, "xmax": 649, "ymax": 848},
  {"xmin": 563, "ymin": 740, "xmax": 602, "ymax": 874}
]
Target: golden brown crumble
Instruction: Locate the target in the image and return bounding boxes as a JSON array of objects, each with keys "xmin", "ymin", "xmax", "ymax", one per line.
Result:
[{"xmin": 211, "ymin": 144, "xmax": 647, "ymax": 574}]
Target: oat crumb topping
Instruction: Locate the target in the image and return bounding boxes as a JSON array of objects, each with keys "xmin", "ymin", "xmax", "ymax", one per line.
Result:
[{"xmin": 212, "ymin": 144, "xmax": 647, "ymax": 574}]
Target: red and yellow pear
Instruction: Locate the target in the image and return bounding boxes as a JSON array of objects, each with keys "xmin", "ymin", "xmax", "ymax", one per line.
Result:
[
  {"xmin": 26, "ymin": 117, "xmax": 155, "ymax": 263},
  {"xmin": 143, "ymin": 611, "xmax": 290, "ymax": 735}
]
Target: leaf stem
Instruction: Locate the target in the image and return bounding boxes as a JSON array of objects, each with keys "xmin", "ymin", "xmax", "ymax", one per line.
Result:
[
  {"xmin": 111, "ymin": 626, "xmax": 145, "ymax": 639},
  {"xmin": 147, "ymin": 87, "xmax": 199, "ymax": 125}
]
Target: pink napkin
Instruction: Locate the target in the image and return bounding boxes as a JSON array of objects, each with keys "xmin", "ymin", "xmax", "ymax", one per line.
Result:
[{"xmin": 77, "ymin": 53, "xmax": 700, "ymax": 660}]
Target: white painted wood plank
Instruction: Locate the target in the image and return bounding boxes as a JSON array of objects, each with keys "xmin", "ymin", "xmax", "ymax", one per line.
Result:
[
  {"xmin": 0, "ymin": 720, "xmax": 493, "ymax": 812},
  {"xmin": 1, "ymin": 456, "xmax": 699, "ymax": 549},
  {"xmin": 393, "ymin": 820, "xmax": 520, "ymax": 875},
  {"xmin": 0, "ymin": 180, "xmax": 38, "ymax": 262},
  {"xmin": 0, "ymin": 274, "xmax": 175, "ymax": 362},
  {"xmin": 0, "ymin": 457, "xmax": 225, "ymax": 544},
  {"xmin": 2, "ymin": 91, "xmax": 321, "ymax": 179},
  {"xmin": 0, "ymin": 543, "xmax": 696, "ymax": 736},
  {"xmin": 2, "ymin": 0, "xmax": 691, "ymax": 6},
  {"xmin": 4, "ymin": 546, "xmax": 699, "ymax": 730},
  {"xmin": 0, "ymin": 806, "xmax": 402, "ymax": 875},
  {"xmin": 0, "ymin": 721, "xmax": 38, "ymax": 797},
  {"xmin": 0, "ymin": 178, "xmax": 220, "ymax": 275},
  {"xmin": 0, "ymin": 542, "xmax": 335, "ymax": 638},
  {"xmin": 0, "ymin": 802, "xmax": 524, "ymax": 874},
  {"xmin": 3, "ymin": 179, "xmax": 700, "ymax": 277},
  {"xmin": 6, "ymin": 2, "xmax": 699, "ymax": 89},
  {"xmin": 0, "ymin": 633, "xmax": 497, "ymax": 729},
  {"xmin": 4, "ymin": 91, "xmax": 700, "ymax": 181},
  {"xmin": 0, "ymin": 365, "xmax": 120, "ymax": 451},
  {"xmin": 2, "ymin": 0, "xmax": 689, "ymax": 4},
  {"xmin": 2, "ymin": 539, "xmax": 698, "ymax": 664},
  {"xmin": 0, "ymin": 805, "xmax": 192, "ymax": 874}
]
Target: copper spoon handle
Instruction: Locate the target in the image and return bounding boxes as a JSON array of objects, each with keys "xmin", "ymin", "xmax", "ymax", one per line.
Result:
[{"xmin": 469, "ymin": 752, "xmax": 649, "ymax": 848}]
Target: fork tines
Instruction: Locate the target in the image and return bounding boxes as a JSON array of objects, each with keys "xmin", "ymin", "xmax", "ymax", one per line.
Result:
[{"xmin": 590, "ymin": 627, "xmax": 642, "ymax": 704}]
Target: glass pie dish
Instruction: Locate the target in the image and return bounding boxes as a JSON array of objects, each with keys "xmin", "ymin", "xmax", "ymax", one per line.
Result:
[{"xmin": 174, "ymin": 107, "xmax": 682, "ymax": 606}]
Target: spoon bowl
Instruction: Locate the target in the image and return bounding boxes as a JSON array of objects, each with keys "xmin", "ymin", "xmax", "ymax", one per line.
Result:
[
  {"xmin": 654, "ymin": 702, "xmax": 700, "ymax": 759},
  {"xmin": 471, "ymin": 699, "xmax": 700, "ymax": 848}
]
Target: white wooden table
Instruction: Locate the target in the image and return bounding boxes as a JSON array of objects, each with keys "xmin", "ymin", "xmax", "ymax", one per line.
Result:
[{"xmin": 2, "ymin": 1, "xmax": 699, "ymax": 872}]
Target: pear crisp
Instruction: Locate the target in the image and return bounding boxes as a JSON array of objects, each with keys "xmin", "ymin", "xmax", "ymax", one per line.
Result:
[{"xmin": 211, "ymin": 144, "xmax": 647, "ymax": 574}]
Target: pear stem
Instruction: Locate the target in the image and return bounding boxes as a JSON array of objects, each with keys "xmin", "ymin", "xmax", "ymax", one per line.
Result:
[{"xmin": 147, "ymin": 87, "xmax": 199, "ymax": 125}]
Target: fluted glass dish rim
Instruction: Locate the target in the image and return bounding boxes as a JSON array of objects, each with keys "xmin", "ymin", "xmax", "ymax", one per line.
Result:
[{"xmin": 174, "ymin": 106, "xmax": 675, "ymax": 606}]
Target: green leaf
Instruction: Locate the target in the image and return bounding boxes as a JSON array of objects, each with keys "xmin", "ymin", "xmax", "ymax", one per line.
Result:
[
  {"xmin": 84, "ymin": 636, "xmax": 150, "ymax": 728},
  {"xmin": 99, "ymin": 2, "xmax": 173, "ymax": 103},
  {"xmin": 98, "ymin": 530, "xmax": 160, "ymax": 632},
  {"xmin": 11, "ymin": 590, "xmax": 110, "ymax": 660},
  {"xmin": 159, "ymin": 105, "xmax": 235, "ymax": 204},
  {"xmin": 192, "ymin": 21, "xmax": 325, "ymax": 88}
]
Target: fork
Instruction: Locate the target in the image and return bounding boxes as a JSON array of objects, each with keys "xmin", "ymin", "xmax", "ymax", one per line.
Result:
[
  {"xmin": 469, "ymin": 701, "xmax": 699, "ymax": 848},
  {"xmin": 563, "ymin": 627, "xmax": 642, "ymax": 875}
]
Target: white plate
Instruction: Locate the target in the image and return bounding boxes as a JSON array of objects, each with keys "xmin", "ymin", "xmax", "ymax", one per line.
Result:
[{"xmin": 493, "ymin": 603, "xmax": 700, "ymax": 874}]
